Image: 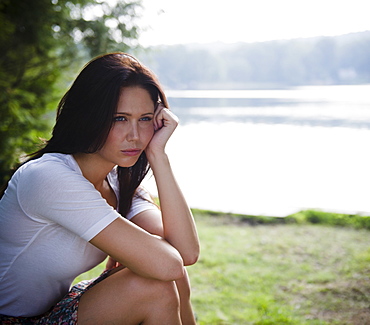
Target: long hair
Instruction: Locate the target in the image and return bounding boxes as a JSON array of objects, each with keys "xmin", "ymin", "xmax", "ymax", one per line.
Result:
[{"xmin": 4, "ymin": 53, "xmax": 168, "ymax": 215}]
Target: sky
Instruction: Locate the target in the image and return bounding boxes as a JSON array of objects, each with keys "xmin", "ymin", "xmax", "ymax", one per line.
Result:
[{"xmin": 138, "ymin": 0, "xmax": 370, "ymax": 46}]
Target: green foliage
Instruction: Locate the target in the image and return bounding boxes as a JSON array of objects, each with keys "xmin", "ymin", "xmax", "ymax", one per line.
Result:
[
  {"xmin": 0, "ymin": 0, "xmax": 142, "ymax": 184},
  {"xmin": 288, "ymin": 210, "xmax": 370, "ymax": 230},
  {"xmin": 191, "ymin": 208, "xmax": 370, "ymax": 231}
]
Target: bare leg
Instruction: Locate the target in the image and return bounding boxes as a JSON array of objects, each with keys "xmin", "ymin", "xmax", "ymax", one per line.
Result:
[
  {"xmin": 176, "ymin": 268, "xmax": 197, "ymax": 325},
  {"xmin": 77, "ymin": 268, "xmax": 181, "ymax": 325}
]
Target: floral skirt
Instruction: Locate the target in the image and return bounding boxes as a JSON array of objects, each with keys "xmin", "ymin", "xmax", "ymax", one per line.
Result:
[{"xmin": 0, "ymin": 270, "xmax": 110, "ymax": 325}]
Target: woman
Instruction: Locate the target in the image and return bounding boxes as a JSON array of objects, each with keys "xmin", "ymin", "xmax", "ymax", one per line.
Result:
[{"xmin": 0, "ymin": 53, "xmax": 200, "ymax": 324}]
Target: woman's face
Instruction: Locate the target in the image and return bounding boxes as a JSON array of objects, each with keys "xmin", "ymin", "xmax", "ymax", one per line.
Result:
[{"xmin": 97, "ymin": 87, "xmax": 155, "ymax": 168}]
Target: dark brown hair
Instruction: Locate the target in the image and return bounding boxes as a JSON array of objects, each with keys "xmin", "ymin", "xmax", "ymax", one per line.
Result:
[{"xmin": 13, "ymin": 53, "xmax": 168, "ymax": 215}]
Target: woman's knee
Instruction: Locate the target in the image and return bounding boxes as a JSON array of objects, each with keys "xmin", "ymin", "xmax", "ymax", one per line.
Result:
[
  {"xmin": 123, "ymin": 270, "xmax": 180, "ymax": 306},
  {"xmin": 99, "ymin": 268, "xmax": 179, "ymax": 307},
  {"xmin": 78, "ymin": 269, "xmax": 180, "ymax": 324},
  {"xmin": 111, "ymin": 269, "xmax": 181, "ymax": 321}
]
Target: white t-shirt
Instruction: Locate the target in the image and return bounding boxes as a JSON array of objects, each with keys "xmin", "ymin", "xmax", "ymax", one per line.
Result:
[{"xmin": 0, "ymin": 153, "xmax": 157, "ymax": 317}]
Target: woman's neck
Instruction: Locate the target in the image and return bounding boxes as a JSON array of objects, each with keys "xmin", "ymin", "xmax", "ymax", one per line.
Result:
[{"xmin": 73, "ymin": 153, "xmax": 115, "ymax": 189}]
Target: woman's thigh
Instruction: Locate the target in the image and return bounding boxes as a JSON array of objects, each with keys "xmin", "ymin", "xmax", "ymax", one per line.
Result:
[{"xmin": 77, "ymin": 267, "xmax": 181, "ymax": 325}]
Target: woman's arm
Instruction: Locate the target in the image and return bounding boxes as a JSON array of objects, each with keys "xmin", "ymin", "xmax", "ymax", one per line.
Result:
[
  {"xmin": 145, "ymin": 106, "xmax": 200, "ymax": 266},
  {"xmin": 90, "ymin": 216, "xmax": 184, "ymax": 281},
  {"xmin": 104, "ymin": 208, "xmax": 163, "ymax": 270}
]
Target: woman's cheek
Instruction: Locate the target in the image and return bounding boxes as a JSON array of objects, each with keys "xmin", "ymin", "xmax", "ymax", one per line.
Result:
[{"xmin": 143, "ymin": 124, "xmax": 155, "ymax": 143}]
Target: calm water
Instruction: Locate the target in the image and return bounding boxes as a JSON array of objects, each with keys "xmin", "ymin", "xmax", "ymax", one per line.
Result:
[{"xmin": 143, "ymin": 85, "xmax": 370, "ymax": 216}]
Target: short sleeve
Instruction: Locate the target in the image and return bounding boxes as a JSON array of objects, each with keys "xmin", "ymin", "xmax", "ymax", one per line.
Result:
[
  {"xmin": 125, "ymin": 187, "xmax": 159, "ymax": 220},
  {"xmin": 17, "ymin": 159, "xmax": 120, "ymax": 241}
]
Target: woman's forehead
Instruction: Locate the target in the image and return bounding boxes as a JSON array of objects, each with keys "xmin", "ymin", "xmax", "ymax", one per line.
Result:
[{"xmin": 116, "ymin": 87, "xmax": 155, "ymax": 114}]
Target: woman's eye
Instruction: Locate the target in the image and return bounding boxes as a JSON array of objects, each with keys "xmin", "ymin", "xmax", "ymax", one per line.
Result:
[
  {"xmin": 140, "ymin": 117, "xmax": 152, "ymax": 122},
  {"xmin": 114, "ymin": 116, "xmax": 126, "ymax": 122}
]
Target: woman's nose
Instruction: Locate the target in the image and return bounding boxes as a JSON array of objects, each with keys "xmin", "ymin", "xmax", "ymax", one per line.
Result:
[{"xmin": 127, "ymin": 122, "xmax": 139, "ymax": 141}]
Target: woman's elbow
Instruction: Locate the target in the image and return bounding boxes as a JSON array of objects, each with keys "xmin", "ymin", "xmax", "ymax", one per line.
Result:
[
  {"xmin": 154, "ymin": 250, "xmax": 199, "ymax": 281},
  {"xmin": 158, "ymin": 258, "xmax": 185, "ymax": 281},
  {"xmin": 183, "ymin": 247, "xmax": 200, "ymax": 266}
]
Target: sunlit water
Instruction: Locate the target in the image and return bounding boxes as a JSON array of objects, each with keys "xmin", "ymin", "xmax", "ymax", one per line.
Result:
[{"xmin": 143, "ymin": 85, "xmax": 370, "ymax": 216}]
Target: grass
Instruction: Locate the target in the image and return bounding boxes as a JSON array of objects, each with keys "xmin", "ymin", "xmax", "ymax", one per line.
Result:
[{"xmin": 74, "ymin": 210, "xmax": 370, "ymax": 324}]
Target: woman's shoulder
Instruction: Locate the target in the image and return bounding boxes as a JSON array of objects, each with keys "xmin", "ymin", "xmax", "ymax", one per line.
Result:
[
  {"xmin": 19, "ymin": 153, "xmax": 81, "ymax": 175},
  {"xmin": 15, "ymin": 153, "xmax": 83, "ymax": 188}
]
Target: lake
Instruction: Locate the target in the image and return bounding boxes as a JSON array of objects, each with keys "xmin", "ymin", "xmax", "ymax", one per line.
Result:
[{"xmin": 143, "ymin": 85, "xmax": 370, "ymax": 217}]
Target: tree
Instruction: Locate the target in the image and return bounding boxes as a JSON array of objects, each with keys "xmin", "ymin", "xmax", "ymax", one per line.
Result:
[{"xmin": 0, "ymin": 0, "xmax": 142, "ymax": 184}]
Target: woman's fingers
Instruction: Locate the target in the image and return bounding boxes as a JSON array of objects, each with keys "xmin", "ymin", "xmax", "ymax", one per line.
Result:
[
  {"xmin": 105, "ymin": 256, "xmax": 117, "ymax": 271},
  {"xmin": 154, "ymin": 103, "xmax": 166, "ymax": 131},
  {"xmin": 105, "ymin": 256, "xmax": 123, "ymax": 271},
  {"xmin": 154, "ymin": 104, "xmax": 178, "ymax": 132},
  {"xmin": 146, "ymin": 105, "xmax": 179, "ymax": 156}
]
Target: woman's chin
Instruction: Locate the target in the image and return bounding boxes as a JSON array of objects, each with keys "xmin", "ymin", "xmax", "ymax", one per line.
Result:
[{"xmin": 117, "ymin": 158, "xmax": 140, "ymax": 168}]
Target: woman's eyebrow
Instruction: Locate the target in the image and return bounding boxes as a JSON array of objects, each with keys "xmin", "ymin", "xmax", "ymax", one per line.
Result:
[{"xmin": 114, "ymin": 112, "xmax": 154, "ymax": 116}]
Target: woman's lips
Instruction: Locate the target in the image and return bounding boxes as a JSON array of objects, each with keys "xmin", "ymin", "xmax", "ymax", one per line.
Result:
[{"xmin": 121, "ymin": 149, "xmax": 141, "ymax": 156}]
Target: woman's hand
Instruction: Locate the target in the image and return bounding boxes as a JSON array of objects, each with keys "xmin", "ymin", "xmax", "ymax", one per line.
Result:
[
  {"xmin": 146, "ymin": 103, "xmax": 179, "ymax": 158},
  {"xmin": 105, "ymin": 256, "xmax": 123, "ymax": 271}
]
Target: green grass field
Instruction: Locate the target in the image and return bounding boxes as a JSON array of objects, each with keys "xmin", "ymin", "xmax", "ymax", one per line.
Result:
[{"xmin": 75, "ymin": 211, "xmax": 370, "ymax": 324}]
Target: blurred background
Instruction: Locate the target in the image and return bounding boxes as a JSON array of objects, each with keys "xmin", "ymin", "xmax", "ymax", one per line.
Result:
[{"xmin": 1, "ymin": 0, "xmax": 370, "ymax": 216}]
